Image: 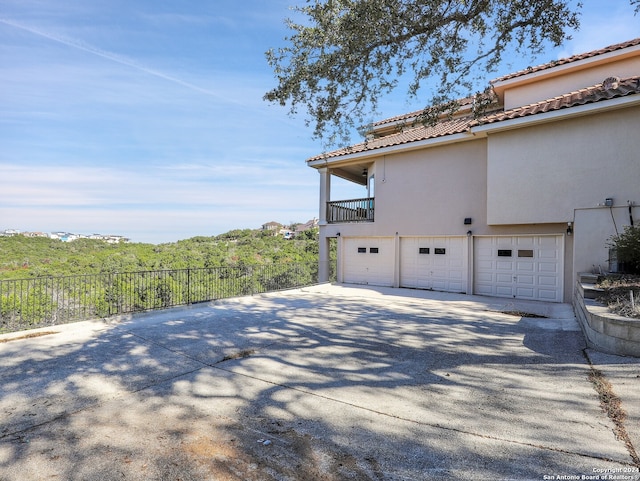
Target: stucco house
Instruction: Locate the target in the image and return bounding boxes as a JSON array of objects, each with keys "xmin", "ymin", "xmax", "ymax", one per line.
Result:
[{"xmin": 308, "ymin": 38, "xmax": 640, "ymax": 304}]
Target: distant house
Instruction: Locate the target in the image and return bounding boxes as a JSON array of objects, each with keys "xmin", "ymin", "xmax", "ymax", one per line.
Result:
[
  {"xmin": 61, "ymin": 234, "xmax": 80, "ymax": 242},
  {"xmin": 295, "ymin": 218, "xmax": 319, "ymax": 235},
  {"xmin": 261, "ymin": 221, "xmax": 283, "ymax": 235},
  {"xmin": 88, "ymin": 234, "xmax": 127, "ymax": 243},
  {"xmin": 308, "ymin": 38, "xmax": 640, "ymax": 303},
  {"xmin": 22, "ymin": 232, "xmax": 48, "ymax": 238}
]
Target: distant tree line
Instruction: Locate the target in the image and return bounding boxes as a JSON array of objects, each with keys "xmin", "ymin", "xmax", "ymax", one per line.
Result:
[
  {"xmin": 0, "ymin": 228, "xmax": 323, "ymax": 280},
  {"xmin": 0, "ymin": 228, "xmax": 333, "ymax": 332}
]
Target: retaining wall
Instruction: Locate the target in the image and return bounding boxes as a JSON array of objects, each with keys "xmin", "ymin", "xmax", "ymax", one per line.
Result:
[{"xmin": 573, "ymin": 275, "xmax": 640, "ymax": 357}]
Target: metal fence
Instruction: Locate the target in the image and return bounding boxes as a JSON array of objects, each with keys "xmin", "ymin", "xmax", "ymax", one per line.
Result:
[{"xmin": 0, "ymin": 262, "xmax": 318, "ymax": 333}]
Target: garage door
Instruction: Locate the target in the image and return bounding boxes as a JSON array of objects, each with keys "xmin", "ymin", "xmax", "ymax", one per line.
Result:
[
  {"xmin": 400, "ymin": 237, "xmax": 467, "ymax": 293},
  {"xmin": 343, "ymin": 237, "xmax": 394, "ymax": 287},
  {"xmin": 474, "ymin": 236, "xmax": 563, "ymax": 302}
]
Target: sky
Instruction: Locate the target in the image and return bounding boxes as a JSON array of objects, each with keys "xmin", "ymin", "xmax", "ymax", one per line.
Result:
[{"xmin": 1, "ymin": 1, "xmax": 638, "ymax": 244}]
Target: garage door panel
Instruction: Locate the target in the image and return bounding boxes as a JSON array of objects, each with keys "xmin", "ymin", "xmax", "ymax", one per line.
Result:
[
  {"xmin": 477, "ymin": 260, "xmax": 494, "ymax": 270},
  {"xmin": 516, "ymin": 288, "xmax": 535, "ymax": 299},
  {"xmin": 449, "ymin": 259, "xmax": 464, "ymax": 268},
  {"xmin": 517, "ymin": 275, "xmax": 535, "ymax": 285},
  {"xmin": 539, "ymin": 276, "xmax": 559, "ymax": 286},
  {"xmin": 496, "ymin": 286, "xmax": 513, "ymax": 296},
  {"xmin": 474, "ymin": 236, "xmax": 563, "ymax": 302},
  {"xmin": 496, "ymin": 261, "xmax": 514, "ymax": 270},
  {"xmin": 496, "ymin": 273, "xmax": 513, "ymax": 283},
  {"xmin": 516, "ymin": 262, "xmax": 535, "ymax": 271},
  {"xmin": 539, "ymin": 262, "xmax": 559, "ymax": 273},
  {"xmin": 538, "ymin": 289, "xmax": 559, "ymax": 300},
  {"xmin": 400, "ymin": 237, "xmax": 467, "ymax": 293},
  {"xmin": 476, "ymin": 272, "xmax": 493, "ymax": 283},
  {"xmin": 344, "ymin": 238, "xmax": 394, "ymax": 287}
]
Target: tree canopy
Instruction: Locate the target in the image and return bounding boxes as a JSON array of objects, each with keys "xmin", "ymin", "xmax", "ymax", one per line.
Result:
[
  {"xmin": 264, "ymin": 1, "xmax": 635, "ymax": 146},
  {"xmin": 0, "ymin": 228, "xmax": 321, "ymax": 280}
]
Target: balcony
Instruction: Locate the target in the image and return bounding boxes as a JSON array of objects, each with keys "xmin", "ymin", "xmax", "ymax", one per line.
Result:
[{"xmin": 327, "ymin": 197, "xmax": 374, "ymax": 224}]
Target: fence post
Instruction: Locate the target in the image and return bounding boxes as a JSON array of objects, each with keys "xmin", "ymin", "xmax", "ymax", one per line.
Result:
[
  {"xmin": 108, "ymin": 273, "xmax": 113, "ymax": 317},
  {"xmin": 187, "ymin": 268, "xmax": 191, "ymax": 305}
]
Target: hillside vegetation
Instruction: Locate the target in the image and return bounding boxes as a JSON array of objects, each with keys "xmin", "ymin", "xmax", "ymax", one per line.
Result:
[{"xmin": 0, "ymin": 229, "xmax": 321, "ymax": 280}]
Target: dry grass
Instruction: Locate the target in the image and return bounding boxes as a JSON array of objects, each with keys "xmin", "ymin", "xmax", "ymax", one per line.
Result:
[
  {"xmin": 596, "ymin": 274, "xmax": 640, "ymax": 319},
  {"xmin": 588, "ymin": 366, "xmax": 640, "ymax": 466}
]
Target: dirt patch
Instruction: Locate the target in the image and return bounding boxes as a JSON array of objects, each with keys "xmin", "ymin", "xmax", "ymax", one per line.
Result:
[
  {"xmin": 0, "ymin": 331, "xmax": 58, "ymax": 343},
  {"xmin": 498, "ymin": 311, "xmax": 547, "ymax": 319},
  {"xmin": 221, "ymin": 349, "xmax": 256, "ymax": 362},
  {"xmin": 177, "ymin": 420, "xmax": 383, "ymax": 481},
  {"xmin": 596, "ymin": 274, "xmax": 640, "ymax": 319}
]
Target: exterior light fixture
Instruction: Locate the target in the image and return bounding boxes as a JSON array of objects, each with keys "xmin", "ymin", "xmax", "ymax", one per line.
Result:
[{"xmin": 566, "ymin": 222, "xmax": 573, "ymax": 236}]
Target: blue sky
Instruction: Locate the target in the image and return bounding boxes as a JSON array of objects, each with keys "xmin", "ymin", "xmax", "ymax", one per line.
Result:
[{"xmin": 1, "ymin": 1, "xmax": 638, "ymax": 243}]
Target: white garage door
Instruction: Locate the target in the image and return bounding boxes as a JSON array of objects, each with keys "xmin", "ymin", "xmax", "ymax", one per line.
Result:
[
  {"xmin": 343, "ymin": 237, "xmax": 395, "ymax": 287},
  {"xmin": 474, "ymin": 236, "xmax": 563, "ymax": 302},
  {"xmin": 400, "ymin": 237, "xmax": 467, "ymax": 293}
]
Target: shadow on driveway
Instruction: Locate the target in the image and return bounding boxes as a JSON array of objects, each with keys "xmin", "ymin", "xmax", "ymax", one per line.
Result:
[{"xmin": 1, "ymin": 284, "xmax": 638, "ymax": 480}]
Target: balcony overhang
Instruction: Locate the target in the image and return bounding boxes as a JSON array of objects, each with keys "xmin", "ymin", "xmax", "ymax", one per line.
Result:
[{"xmin": 330, "ymin": 167, "xmax": 368, "ymax": 186}]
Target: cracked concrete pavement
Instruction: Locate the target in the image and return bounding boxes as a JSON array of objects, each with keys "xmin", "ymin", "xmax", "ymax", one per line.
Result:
[{"xmin": 1, "ymin": 284, "xmax": 639, "ymax": 480}]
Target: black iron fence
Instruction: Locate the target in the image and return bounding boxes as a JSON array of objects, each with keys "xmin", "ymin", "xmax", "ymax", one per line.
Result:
[{"xmin": 0, "ymin": 262, "xmax": 318, "ymax": 333}]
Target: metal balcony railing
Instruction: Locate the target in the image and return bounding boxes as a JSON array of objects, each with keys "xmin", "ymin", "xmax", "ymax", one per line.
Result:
[{"xmin": 327, "ymin": 197, "xmax": 374, "ymax": 223}]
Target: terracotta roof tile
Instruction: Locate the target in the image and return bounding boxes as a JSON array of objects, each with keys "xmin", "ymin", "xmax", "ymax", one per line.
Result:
[
  {"xmin": 477, "ymin": 76, "xmax": 640, "ymax": 125},
  {"xmin": 308, "ymin": 77, "xmax": 640, "ymax": 162},
  {"xmin": 308, "ymin": 34, "xmax": 640, "ymax": 164},
  {"xmin": 371, "ymin": 97, "xmax": 475, "ymax": 127},
  {"xmin": 492, "ymin": 38, "xmax": 640, "ymax": 83},
  {"xmin": 307, "ymin": 116, "xmax": 475, "ymax": 161}
]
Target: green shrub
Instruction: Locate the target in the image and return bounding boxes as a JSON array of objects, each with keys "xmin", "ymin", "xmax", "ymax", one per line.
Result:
[{"xmin": 608, "ymin": 226, "xmax": 640, "ymax": 274}]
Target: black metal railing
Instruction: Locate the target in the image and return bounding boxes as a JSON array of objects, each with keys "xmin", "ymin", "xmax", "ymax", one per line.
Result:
[
  {"xmin": 0, "ymin": 262, "xmax": 318, "ymax": 333},
  {"xmin": 327, "ymin": 197, "xmax": 374, "ymax": 223}
]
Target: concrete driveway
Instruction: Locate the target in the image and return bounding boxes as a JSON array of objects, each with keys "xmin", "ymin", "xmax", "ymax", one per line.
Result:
[{"xmin": 1, "ymin": 284, "xmax": 639, "ymax": 480}]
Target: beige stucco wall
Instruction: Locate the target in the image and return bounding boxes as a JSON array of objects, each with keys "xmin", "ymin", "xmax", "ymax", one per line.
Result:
[
  {"xmin": 365, "ymin": 139, "xmax": 487, "ymax": 236},
  {"xmin": 487, "ymin": 106, "xmax": 640, "ymax": 226},
  {"xmin": 499, "ymin": 55, "xmax": 640, "ymax": 110},
  {"xmin": 317, "ymin": 137, "xmax": 576, "ymax": 300},
  {"xmin": 573, "ymin": 206, "xmax": 636, "ymax": 276}
]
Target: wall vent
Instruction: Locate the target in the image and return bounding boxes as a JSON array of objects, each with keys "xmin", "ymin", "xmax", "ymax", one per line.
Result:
[{"xmin": 603, "ymin": 76, "xmax": 620, "ymax": 90}]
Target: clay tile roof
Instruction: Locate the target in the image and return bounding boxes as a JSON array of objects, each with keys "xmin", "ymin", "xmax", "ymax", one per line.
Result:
[
  {"xmin": 371, "ymin": 97, "xmax": 475, "ymax": 127},
  {"xmin": 477, "ymin": 76, "xmax": 640, "ymax": 125},
  {"xmin": 307, "ymin": 116, "xmax": 475, "ymax": 161},
  {"xmin": 492, "ymin": 38, "xmax": 640, "ymax": 83}
]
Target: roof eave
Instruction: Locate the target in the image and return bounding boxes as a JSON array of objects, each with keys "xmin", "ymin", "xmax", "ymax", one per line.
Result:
[
  {"xmin": 472, "ymin": 94, "xmax": 640, "ymax": 135},
  {"xmin": 306, "ymin": 131, "xmax": 476, "ymax": 168},
  {"xmin": 491, "ymin": 43, "xmax": 640, "ymax": 95}
]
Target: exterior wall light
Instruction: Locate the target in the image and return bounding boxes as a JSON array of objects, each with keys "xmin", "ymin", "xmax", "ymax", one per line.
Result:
[{"xmin": 566, "ymin": 222, "xmax": 573, "ymax": 236}]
